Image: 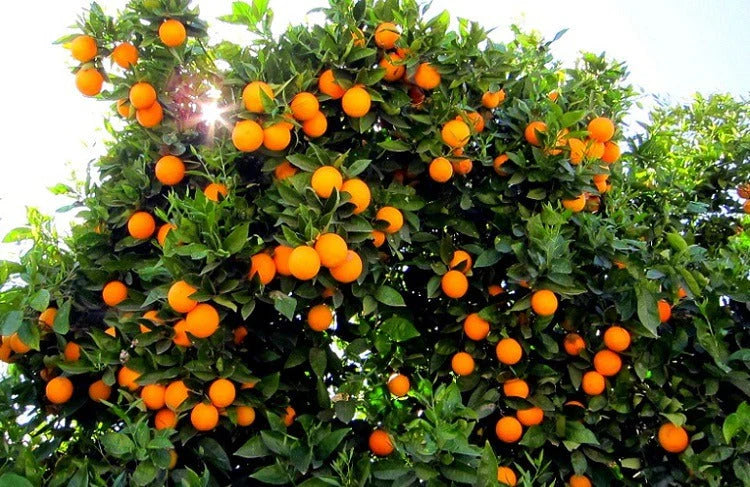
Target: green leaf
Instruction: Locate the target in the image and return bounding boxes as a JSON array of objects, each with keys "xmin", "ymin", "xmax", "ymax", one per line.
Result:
[
  {"xmin": 235, "ymin": 435, "xmax": 270, "ymax": 458},
  {"xmin": 345, "ymin": 159, "xmax": 371, "ymax": 177},
  {"xmin": 250, "ymin": 464, "xmax": 290, "ymax": 485},
  {"xmin": 317, "ymin": 428, "xmax": 350, "ymax": 460},
  {"xmin": 272, "ymin": 293, "xmax": 297, "ymax": 321},
  {"xmin": 28, "ymin": 289, "xmax": 51, "ymax": 312},
  {"xmin": 0, "ymin": 474, "xmax": 34, "ymax": 487},
  {"xmin": 380, "ymin": 316, "xmax": 420, "ymax": 342},
  {"xmin": 132, "ymin": 461, "xmax": 156, "ymax": 486},
  {"xmin": 198, "ymin": 438, "xmax": 231, "ymax": 472},
  {"xmin": 565, "ymin": 421, "xmax": 600, "ymax": 445},
  {"xmin": 309, "ymin": 348, "xmax": 327, "ymax": 377},
  {"xmin": 666, "ymin": 232, "xmax": 688, "ymax": 252},
  {"xmin": 374, "ymin": 286, "xmax": 405, "ymax": 307},
  {"xmin": 1, "ymin": 311, "xmax": 23, "ymax": 335},
  {"xmin": 287, "ymin": 153, "xmax": 320, "ymax": 172},
  {"xmin": 560, "ymin": 110, "xmax": 585, "ymax": 127},
  {"xmin": 474, "ymin": 249, "xmax": 502, "ymax": 268},
  {"xmin": 635, "ymin": 283, "xmax": 660, "ymax": 337},
  {"xmin": 53, "ymin": 300, "xmax": 71, "ymax": 335},
  {"xmin": 334, "ymin": 400, "xmax": 355, "ymax": 423},
  {"xmin": 101, "ymin": 432, "xmax": 135, "ymax": 457},
  {"xmin": 377, "ymin": 139, "xmax": 411, "ymax": 152},
  {"xmin": 222, "ymin": 223, "xmax": 249, "ymax": 254}
]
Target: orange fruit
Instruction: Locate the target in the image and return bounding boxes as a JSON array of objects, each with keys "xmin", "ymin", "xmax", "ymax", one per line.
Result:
[
  {"xmin": 136, "ymin": 101, "xmax": 163, "ymax": 127},
  {"xmin": 111, "ymin": 42, "xmax": 138, "ymax": 68},
  {"xmin": 530, "ymin": 290, "xmax": 558, "ymax": 316},
  {"xmin": 588, "ymin": 117, "xmax": 615, "ymax": 142},
  {"xmin": 563, "ymin": 333, "xmax": 586, "ymax": 356},
  {"xmin": 658, "ymin": 423, "xmax": 689, "ymax": 453},
  {"xmin": 593, "ymin": 174, "xmax": 610, "ymax": 194},
  {"xmin": 482, "ymin": 90, "xmax": 506, "ymax": 109},
  {"xmin": 516, "ymin": 406, "xmax": 544, "ymax": 426},
  {"xmin": 263, "ymin": 123, "xmax": 292, "ymax": 151},
  {"xmin": 88, "ymin": 379, "xmax": 112, "ymax": 402},
  {"xmin": 463, "ymin": 313, "xmax": 490, "ymax": 341},
  {"xmin": 449, "ymin": 250, "xmax": 472, "ymax": 273},
  {"xmin": 290, "ymin": 92, "xmax": 320, "ymax": 121},
  {"xmin": 185, "ymin": 303, "xmax": 220, "ymax": 339},
  {"xmin": 39, "ymin": 307, "xmax": 57, "ymax": 327},
  {"xmin": 141, "ymin": 384, "xmax": 166, "ymax": 410},
  {"xmin": 548, "ymin": 91, "xmax": 559, "ymax": 102},
  {"xmin": 495, "ymin": 416, "xmax": 523, "ymax": 443},
  {"xmin": 496, "ymin": 338, "xmax": 523, "ymax": 365},
  {"xmin": 371, "ymin": 230, "xmax": 386, "ymax": 247},
  {"xmin": 104, "ymin": 326, "xmax": 116, "ymax": 337},
  {"xmin": 315, "ymin": 233, "xmax": 348, "ymax": 268},
  {"xmin": 374, "ymin": 22, "xmax": 400, "ymax": 49},
  {"xmin": 63, "ymin": 342, "xmax": 80, "ymax": 361},
  {"xmin": 159, "ymin": 19, "xmax": 187, "ymax": 47},
  {"xmin": 157, "ymin": 223, "xmax": 176, "ymax": 246},
  {"xmin": 342, "ymin": 86, "xmax": 371, "ymax": 118},
  {"xmin": 493, "ymin": 154, "xmax": 509, "ymax": 176},
  {"xmin": 562, "ymin": 194, "xmax": 586, "ymax": 213},
  {"xmin": 441, "ymin": 120, "xmax": 470, "ymax": 148},
  {"xmin": 288, "ymin": 245, "xmax": 321, "ymax": 280},
  {"xmin": 165, "ymin": 380, "xmax": 189, "ymax": 411},
  {"xmin": 341, "ymin": 178, "xmax": 371, "ymax": 214},
  {"xmin": 249, "ymin": 253, "xmax": 276, "ymax": 284},
  {"xmin": 375, "ymin": 206, "xmax": 403, "ymax": 234},
  {"xmin": 273, "ymin": 245, "xmax": 293, "ymax": 276},
  {"xmin": 191, "ymin": 403, "xmax": 219, "ymax": 431},
  {"xmin": 677, "ymin": 287, "xmax": 688, "ymax": 299},
  {"xmin": 451, "ymin": 351, "xmax": 475, "ymax": 376},
  {"xmin": 75, "ymin": 69, "xmax": 104, "ymax": 96},
  {"xmin": 117, "ymin": 366, "xmax": 141, "ymax": 391},
  {"xmin": 488, "ymin": 284, "xmax": 504, "ymax": 296},
  {"xmin": 8, "ymin": 334, "xmax": 30, "ymax": 354},
  {"xmin": 168, "ymin": 450, "xmax": 178, "ymax": 469},
  {"xmin": 568, "ymin": 138, "xmax": 586, "ymax": 165},
  {"xmin": 311, "ymin": 166, "xmax": 343, "ymax": 198},
  {"xmin": 329, "ymin": 250, "xmax": 363, "ymax": 283},
  {"xmin": 658, "ymin": 299, "xmax": 671, "ymax": 322},
  {"xmin": 380, "ymin": 52, "xmax": 405, "ymax": 81},
  {"xmin": 581, "ymin": 370, "xmax": 605, "ymax": 395},
  {"xmin": 208, "ymin": 379, "xmax": 236, "ymax": 408},
  {"xmin": 242, "ymin": 81, "xmax": 274, "ymax": 113},
  {"xmin": 457, "ymin": 112, "xmax": 485, "ymax": 133},
  {"xmin": 282, "ymin": 405, "xmax": 296, "ymax": 426},
  {"xmin": 0, "ymin": 340, "xmax": 11, "ymax": 362},
  {"xmin": 441, "ymin": 270, "xmax": 468, "ymax": 298},
  {"xmin": 601, "ymin": 141, "xmax": 620, "ymax": 164},
  {"xmin": 102, "ymin": 281, "xmax": 127, "ymax": 306},
  {"xmin": 585, "ymin": 138, "xmax": 605, "ymax": 159},
  {"xmin": 236, "ymin": 406, "xmax": 256, "ymax": 426},
  {"xmin": 117, "ymin": 99, "xmax": 132, "ymax": 118},
  {"xmin": 387, "ymin": 374, "xmax": 410, "ymax": 396},
  {"xmin": 503, "ymin": 378, "xmax": 529, "ymax": 398},
  {"xmin": 603, "ymin": 326, "xmax": 631, "ymax": 352},
  {"xmin": 46, "ymin": 377, "xmax": 74, "ymax": 404},
  {"xmin": 302, "ymin": 111, "xmax": 328, "ymax": 138},
  {"xmin": 71, "ymin": 35, "xmax": 97, "ymax": 62},
  {"xmin": 321, "ymin": 287, "xmax": 336, "ymax": 299},
  {"xmin": 168, "ymin": 280, "xmax": 197, "ymax": 313},
  {"xmin": 307, "ymin": 304, "xmax": 333, "ymax": 332},
  {"xmin": 414, "ymin": 63, "xmax": 440, "ymax": 90},
  {"xmin": 154, "ymin": 408, "xmax": 178, "ymax": 430},
  {"xmin": 232, "ymin": 120, "xmax": 264, "ymax": 152},
  {"xmin": 593, "ymin": 350, "xmax": 622, "ymax": 377},
  {"xmin": 737, "ymin": 183, "xmax": 750, "ymax": 199},
  {"xmin": 368, "ymin": 429, "xmax": 394, "ymax": 456},
  {"xmin": 233, "ymin": 325, "xmax": 248, "ymax": 345},
  {"xmin": 497, "ymin": 466, "xmax": 517, "ymax": 486},
  {"xmin": 274, "ymin": 161, "xmax": 298, "ymax": 180},
  {"xmin": 429, "ymin": 157, "xmax": 453, "ymax": 183},
  {"xmin": 204, "ymin": 182, "xmax": 228, "ymax": 201},
  {"xmin": 350, "ymin": 28, "xmax": 365, "ymax": 47},
  {"xmin": 155, "ymin": 155, "xmax": 185, "ymax": 185},
  {"xmin": 318, "ymin": 69, "xmax": 345, "ymax": 99},
  {"xmin": 524, "ymin": 121, "xmax": 547, "ymax": 146},
  {"xmin": 569, "ymin": 475, "xmax": 592, "ymax": 487},
  {"xmin": 129, "ymin": 82, "xmax": 157, "ymax": 109},
  {"xmin": 744, "ymin": 200, "xmax": 750, "ymax": 214},
  {"xmin": 128, "ymin": 211, "xmax": 156, "ymax": 240},
  {"xmin": 452, "ymin": 158, "xmax": 473, "ymax": 176}
]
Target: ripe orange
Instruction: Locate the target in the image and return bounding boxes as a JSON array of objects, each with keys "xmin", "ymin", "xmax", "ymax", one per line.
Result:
[
  {"xmin": 374, "ymin": 22, "xmax": 400, "ymax": 49},
  {"xmin": 88, "ymin": 379, "xmax": 112, "ymax": 402},
  {"xmin": 493, "ymin": 154, "xmax": 509, "ymax": 176},
  {"xmin": 588, "ymin": 117, "xmax": 615, "ymax": 142},
  {"xmin": 496, "ymin": 338, "xmax": 523, "ymax": 365},
  {"xmin": 128, "ymin": 211, "xmax": 156, "ymax": 240},
  {"xmin": 236, "ymin": 405, "xmax": 256, "ymax": 426},
  {"xmin": 274, "ymin": 161, "xmax": 298, "ymax": 180},
  {"xmin": 387, "ymin": 374, "xmax": 410, "ymax": 396},
  {"xmin": 530, "ymin": 290, "xmax": 558, "ymax": 316},
  {"xmin": 414, "ymin": 63, "xmax": 440, "ymax": 90},
  {"xmin": 658, "ymin": 299, "xmax": 671, "ymax": 322},
  {"xmin": 744, "ymin": 200, "xmax": 750, "ymax": 214},
  {"xmin": 737, "ymin": 183, "xmax": 750, "ymax": 199},
  {"xmin": 204, "ymin": 182, "xmax": 228, "ymax": 201},
  {"xmin": 173, "ymin": 319, "xmax": 192, "ymax": 347},
  {"xmin": 302, "ymin": 111, "xmax": 328, "ymax": 138},
  {"xmin": 141, "ymin": 383, "xmax": 166, "ymax": 410},
  {"xmin": 129, "ymin": 82, "xmax": 157, "ymax": 109},
  {"xmin": 243, "ymin": 81, "xmax": 274, "ymax": 113},
  {"xmin": 185, "ymin": 303, "xmax": 220, "ymax": 339},
  {"xmin": 488, "ymin": 284, "xmax": 504, "ymax": 296},
  {"xmin": 449, "ymin": 250, "xmax": 472, "ymax": 273},
  {"xmin": 677, "ymin": 287, "xmax": 688, "ymax": 299},
  {"xmin": 165, "ymin": 380, "xmax": 189, "ymax": 411},
  {"xmin": 463, "ymin": 313, "xmax": 490, "ymax": 341},
  {"xmin": 375, "ymin": 206, "xmax": 404, "ymax": 234},
  {"xmin": 548, "ymin": 91, "xmax": 559, "ymax": 102},
  {"xmin": 154, "ymin": 408, "xmax": 178, "ymax": 430},
  {"xmin": 307, "ymin": 304, "xmax": 333, "ymax": 331},
  {"xmin": 191, "ymin": 403, "xmax": 219, "ymax": 431},
  {"xmin": 263, "ymin": 123, "xmax": 292, "ymax": 151},
  {"xmin": 593, "ymin": 350, "xmax": 622, "ymax": 377},
  {"xmin": 318, "ymin": 69, "xmax": 345, "ymax": 99},
  {"xmin": 441, "ymin": 270, "xmax": 468, "ymax": 298},
  {"xmin": 658, "ymin": 423, "xmax": 689, "ymax": 453},
  {"xmin": 168, "ymin": 280, "xmax": 197, "ymax": 313},
  {"xmin": 482, "ymin": 90, "xmax": 506, "ymax": 109},
  {"xmin": 429, "ymin": 157, "xmax": 453, "ymax": 183},
  {"xmin": 315, "ymin": 233, "xmax": 348, "ymax": 268},
  {"xmin": 503, "ymin": 378, "xmax": 529, "ymax": 398},
  {"xmin": 585, "ymin": 138, "xmax": 605, "ymax": 159},
  {"xmin": 441, "ymin": 120, "xmax": 470, "ymax": 148},
  {"xmin": 102, "ymin": 281, "xmax": 127, "ymax": 306},
  {"xmin": 342, "ymin": 86, "xmax": 371, "ymax": 118},
  {"xmin": 157, "ymin": 223, "xmax": 176, "ymax": 246},
  {"xmin": 601, "ymin": 141, "xmax": 620, "ymax": 164},
  {"xmin": 39, "ymin": 307, "xmax": 57, "ymax": 327},
  {"xmin": 155, "ymin": 155, "xmax": 185, "ymax": 186},
  {"xmin": 208, "ymin": 379, "xmax": 236, "ymax": 408},
  {"xmin": 104, "ymin": 326, "xmax": 116, "ymax": 337},
  {"xmin": 249, "ymin": 253, "xmax": 276, "ymax": 285},
  {"xmin": 451, "ymin": 351, "xmax": 475, "ymax": 376},
  {"xmin": 457, "ymin": 112, "xmax": 485, "ymax": 133},
  {"xmin": 117, "ymin": 366, "xmax": 141, "ymax": 391},
  {"xmin": 8, "ymin": 334, "xmax": 30, "ymax": 354},
  {"xmin": 63, "ymin": 342, "xmax": 80, "ymax": 361},
  {"xmin": 282, "ymin": 405, "xmax": 296, "ymax": 426},
  {"xmin": 46, "ymin": 376, "xmax": 74, "ymax": 404},
  {"xmin": 233, "ymin": 325, "xmax": 248, "ymax": 345},
  {"xmin": 495, "ymin": 416, "xmax": 523, "ymax": 443},
  {"xmin": 311, "ymin": 166, "xmax": 343, "ymax": 198},
  {"xmin": 273, "ymin": 245, "xmax": 293, "ymax": 276},
  {"xmin": 568, "ymin": 138, "xmax": 585, "ymax": 165},
  {"xmin": 329, "ymin": 250, "xmax": 363, "ymax": 283},
  {"xmin": 71, "ymin": 35, "xmax": 97, "ymax": 62},
  {"xmin": 117, "ymin": 99, "xmax": 132, "ymax": 118},
  {"xmin": 569, "ymin": 475, "xmax": 592, "ymax": 487},
  {"xmin": 0, "ymin": 340, "xmax": 11, "ymax": 362},
  {"xmin": 289, "ymin": 245, "xmax": 321, "ymax": 280},
  {"xmin": 369, "ymin": 429, "xmax": 394, "ymax": 456},
  {"xmin": 516, "ymin": 406, "xmax": 544, "ymax": 426},
  {"xmin": 603, "ymin": 326, "xmax": 631, "ymax": 352},
  {"xmin": 76, "ymin": 69, "xmax": 104, "ymax": 96},
  {"xmin": 290, "ymin": 92, "xmax": 319, "ymax": 121},
  {"xmin": 371, "ymin": 230, "xmax": 386, "ymax": 247},
  {"xmin": 581, "ymin": 370, "xmax": 605, "ymax": 395},
  {"xmin": 563, "ymin": 333, "xmax": 586, "ymax": 356},
  {"xmin": 232, "ymin": 120, "xmax": 264, "ymax": 152},
  {"xmin": 341, "ymin": 178, "xmax": 371, "ymax": 214},
  {"xmin": 111, "ymin": 42, "xmax": 138, "ymax": 69},
  {"xmin": 593, "ymin": 174, "xmax": 610, "ymax": 194},
  {"xmin": 159, "ymin": 19, "xmax": 187, "ymax": 47},
  {"xmin": 524, "ymin": 121, "xmax": 547, "ymax": 146},
  {"xmin": 380, "ymin": 52, "xmax": 405, "ymax": 81},
  {"xmin": 136, "ymin": 101, "xmax": 163, "ymax": 128},
  {"xmin": 497, "ymin": 466, "xmax": 517, "ymax": 486},
  {"xmin": 168, "ymin": 450, "xmax": 178, "ymax": 469},
  {"xmin": 562, "ymin": 194, "xmax": 586, "ymax": 213}
]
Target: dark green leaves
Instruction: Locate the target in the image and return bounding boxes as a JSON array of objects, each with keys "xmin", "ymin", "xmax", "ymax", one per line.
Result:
[
  {"xmin": 53, "ymin": 300, "xmax": 71, "ymax": 335},
  {"xmin": 635, "ymin": 282, "xmax": 660, "ymax": 337},
  {"xmin": 374, "ymin": 286, "xmax": 405, "ymax": 307},
  {"xmin": 380, "ymin": 316, "xmax": 419, "ymax": 342}
]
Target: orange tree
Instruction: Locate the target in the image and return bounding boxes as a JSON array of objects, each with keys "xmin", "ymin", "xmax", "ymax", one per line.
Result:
[{"xmin": 0, "ymin": 0, "xmax": 749, "ymax": 485}]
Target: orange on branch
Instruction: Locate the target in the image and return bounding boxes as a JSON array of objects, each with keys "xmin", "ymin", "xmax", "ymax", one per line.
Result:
[
  {"xmin": 414, "ymin": 63, "xmax": 440, "ymax": 90},
  {"xmin": 342, "ymin": 86, "xmax": 371, "ymax": 118},
  {"xmin": 318, "ymin": 69, "xmax": 345, "ymax": 99},
  {"xmin": 185, "ymin": 303, "xmax": 220, "ymax": 339},
  {"xmin": 496, "ymin": 338, "xmax": 523, "ymax": 365},
  {"xmin": 288, "ymin": 246, "xmax": 321, "ymax": 280},
  {"xmin": 315, "ymin": 233, "xmax": 348, "ymax": 268},
  {"xmin": 242, "ymin": 81, "xmax": 274, "ymax": 113},
  {"xmin": 208, "ymin": 379, "xmax": 236, "ymax": 408},
  {"xmin": 329, "ymin": 250, "xmax": 363, "ymax": 283},
  {"xmin": 441, "ymin": 270, "xmax": 468, "ymax": 298},
  {"xmin": 307, "ymin": 304, "xmax": 333, "ymax": 331},
  {"xmin": 76, "ymin": 69, "xmax": 104, "ymax": 97},
  {"xmin": 159, "ymin": 19, "xmax": 187, "ymax": 47},
  {"xmin": 311, "ymin": 166, "xmax": 343, "ymax": 198},
  {"xmin": 451, "ymin": 352, "xmax": 475, "ymax": 376},
  {"xmin": 369, "ymin": 429, "xmax": 394, "ymax": 456},
  {"xmin": 102, "ymin": 281, "xmax": 127, "ymax": 307},
  {"xmin": 168, "ymin": 281, "xmax": 197, "ymax": 313},
  {"xmin": 46, "ymin": 377, "xmax": 73, "ymax": 404},
  {"xmin": 495, "ymin": 416, "xmax": 523, "ymax": 443},
  {"xmin": 128, "ymin": 211, "xmax": 156, "ymax": 240},
  {"xmin": 111, "ymin": 42, "xmax": 138, "ymax": 68},
  {"xmin": 249, "ymin": 253, "xmax": 276, "ymax": 285},
  {"xmin": 374, "ymin": 22, "xmax": 400, "ymax": 49},
  {"xmin": 155, "ymin": 155, "xmax": 185, "ymax": 186},
  {"xmin": 341, "ymin": 178, "xmax": 371, "ymax": 214},
  {"xmin": 71, "ymin": 35, "xmax": 97, "ymax": 62},
  {"xmin": 463, "ymin": 313, "xmax": 490, "ymax": 341},
  {"xmin": 387, "ymin": 374, "xmax": 410, "ymax": 396},
  {"xmin": 290, "ymin": 92, "xmax": 319, "ymax": 121}
]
